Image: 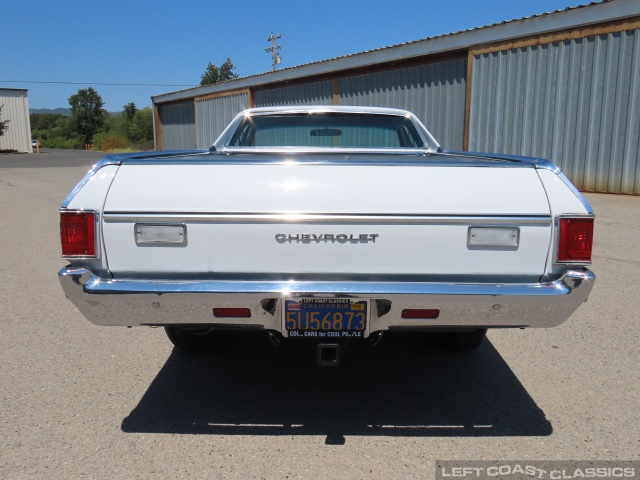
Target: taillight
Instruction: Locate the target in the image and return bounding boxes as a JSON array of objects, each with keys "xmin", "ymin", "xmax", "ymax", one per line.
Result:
[
  {"xmin": 60, "ymin": 211, "xmax": 96, "ymax": 257},
  {"xmin": 557, "ymin": 217, "xmax": 593, "ymax": 263}
]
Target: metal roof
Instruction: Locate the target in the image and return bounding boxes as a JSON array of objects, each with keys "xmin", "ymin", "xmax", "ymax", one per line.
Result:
[
  {"xmin": 0, "ymin": 87, "xmax": 28, "ymax": 93},
  {"xmin": 153, "ymin": 0, "xmax": 640, "ymax": 104}
]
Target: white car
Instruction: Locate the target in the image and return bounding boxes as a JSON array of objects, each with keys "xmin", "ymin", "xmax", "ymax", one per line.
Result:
[{"xmin": 58, "ymin": 106, "xmax": 595, "ymax": 365}]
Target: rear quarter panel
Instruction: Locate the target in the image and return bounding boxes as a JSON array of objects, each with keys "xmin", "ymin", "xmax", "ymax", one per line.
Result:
[{"xmin": 536, "ymin": 168, "xmax": 594, "ymax": 277}]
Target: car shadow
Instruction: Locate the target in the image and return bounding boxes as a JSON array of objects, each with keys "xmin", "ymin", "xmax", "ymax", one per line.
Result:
[{"xmin": 121, "ymin": 332, "xmax": 552, "ymax": 443}]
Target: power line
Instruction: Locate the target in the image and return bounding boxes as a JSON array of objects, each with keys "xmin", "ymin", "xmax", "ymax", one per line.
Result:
[{"xmin": 0, "ymin": 80, "xmax": 197, "ymax": 87}]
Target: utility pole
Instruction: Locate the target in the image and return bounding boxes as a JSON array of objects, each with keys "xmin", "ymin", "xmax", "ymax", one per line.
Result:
[{"xmin": 265, "ymin": 33, "xmax": 282, "ymax": 71}]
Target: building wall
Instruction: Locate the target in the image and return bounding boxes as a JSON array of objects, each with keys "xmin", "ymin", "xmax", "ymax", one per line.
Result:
[
  {"xmin": 196, "ymin": 91, "xmax": 248, "ymax": 148},
  {"xmin": 187, "ymin": 68, "xmax": 466, "ymax": 149},
  {"xmin": 159, "ymin": 100, "xmax": 195, "ymax": 150},
  {"xmin": 0, "ymin": 89, "xmax": 31, "ymax": 153},
  {"xmin": 469, "ymin": 28, "xmax": 640, "ymax": 194},
  {"xmin": 251, "ymin": 61, "xmax": 467, "ymax": 149},
  {"xmin": 254, "ymin": 81, "xmax": 333, "ymax": 107},
  {"xmin": 339, "ymin": 58, "xmax": 467, "ymax": 150}
]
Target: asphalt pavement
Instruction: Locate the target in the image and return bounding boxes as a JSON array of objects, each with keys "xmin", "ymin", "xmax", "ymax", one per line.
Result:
[{"xmin": 0, "ymin": 149, "xmax": 638, "ymax": 479}]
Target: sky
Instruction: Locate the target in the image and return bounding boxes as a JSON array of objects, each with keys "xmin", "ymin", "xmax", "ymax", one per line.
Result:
[{"xmin": 4, "ymin": 0, "xmax": 592, "ymax": 112}]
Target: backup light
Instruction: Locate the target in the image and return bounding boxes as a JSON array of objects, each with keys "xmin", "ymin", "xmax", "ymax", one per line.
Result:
[
  {"xmin": 468, "ymin": 226, "xmax": 519, "ymax": 247},
  {"xmin": 135, "ymin": 224, "xmax": 186, "ymax": 245},
  {"xmin": 557, "ymin": 217, "xmax": 594, "ymax": 263},
  {"xmin": 60, "ymin": 210, "xmax": 96, "ymax": 257}
]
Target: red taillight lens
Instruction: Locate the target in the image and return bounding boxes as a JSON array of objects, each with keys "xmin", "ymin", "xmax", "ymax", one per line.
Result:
[
  {"xmin": 60, "ymin": 211, "xmax": 95, "ymax": 257},
  {"xmin": 558, "ymin": 217, "xmax": 593, "ymax": 263},
  {"xmin": 213, "ymin": 308, "xmax": 251, "ymax": 318},
  {"xmin": 401, "ymin": 309, "xmax": 440, "ymax": 319}
]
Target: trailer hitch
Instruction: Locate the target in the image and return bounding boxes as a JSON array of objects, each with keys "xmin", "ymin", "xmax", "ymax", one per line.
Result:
[{"xmin": 317, "ymin": 343, "xmax": 341, "ymax": 367}]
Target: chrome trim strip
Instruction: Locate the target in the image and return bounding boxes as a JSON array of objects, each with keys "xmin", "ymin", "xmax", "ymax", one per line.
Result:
[
  {"xmin": 441, "ymin": 151, "xmax": 564, "ymax": 172},
  {"xmin": 533, "ymin": 159, "xmax": 562, "ymax": 173},
  {"xmin": 97, "ymin": 150, "xmax": 544, "ymax": 168},
  {"xmin": 59, "ymin": 267, "xmax": 595, "ymax": 329},
  {"xmin": 221, "ymin": 146, "xmax": 429, "ymax": 155},
  {"xmin": 59, "ymin": 267, "xmax": 592, "ymax": 297},
  {"xmin": 440, "ymin": 150, "xmax": 527, "ymax": 164},
  {"xmin": 120, "ymin": 157, "xmax": 538, "ymax": 168},
  {"xmin": 114, "ymin": 149, "xmax": 541, "ymax": 167},
  {"xmin": 61, "ymin": 169, "xmax": 97, "ymax": 209},
  {"xmin": 60, "ymin": 156, "xmax": 123, "ymax": 209},
  {"xmin": 219, "ymin": 107, "xmax": 440, "ymax": 152},
  {"xmin": 103, "ymin": 213, "xmax": 552, "ymax": 226},
  {"xmin": 245, "ymin": 106, "xmax": 416, "ymax": 116},
  {"xmin": 556, "ymin": 171, "xmax": 594, "ymax": 214}
]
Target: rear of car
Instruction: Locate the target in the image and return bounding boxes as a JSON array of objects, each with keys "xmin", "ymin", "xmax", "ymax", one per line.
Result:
[{"xmin": 59, "ymin": 107, "xmax": 594, "ymax": 361}]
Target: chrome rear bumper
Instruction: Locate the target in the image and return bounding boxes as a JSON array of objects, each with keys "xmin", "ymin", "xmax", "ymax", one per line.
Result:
[{"xmin": 59, "ymin": 267, "xmax": 595, "ymax": 334}]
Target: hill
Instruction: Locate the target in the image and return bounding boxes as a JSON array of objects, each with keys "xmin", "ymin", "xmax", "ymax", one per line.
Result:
[
  {"xmin": 30, "ymin": 107, "xmax": 120, "ymax": 116},
  {"xmin": 29, "ymin": 108, "xmax": 71, "ymax": 116}
]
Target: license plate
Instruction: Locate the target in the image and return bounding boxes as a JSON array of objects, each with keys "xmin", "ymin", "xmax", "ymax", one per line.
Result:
[{"xmin": 283, "ymin": 298, "xmax": 368, "ymax": 339}]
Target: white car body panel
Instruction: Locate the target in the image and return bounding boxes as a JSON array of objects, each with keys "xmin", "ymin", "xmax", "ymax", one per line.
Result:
[
  {"xmin": 536, "ymin": 169, "xmax": 591, "ymax": 215},
  {"xmin": 64, "ymin": 164, "xmax": 120, "ymax": 273},
  {"xmin": 65, "ymin": 165, "xmax": 119, "ymax": 211},
  {"xmin": 102, "ymin": 221, "xmax": 552, "ymax": 277},
  {"xmin": 101, "ymin": 164, "xmax": 552, "ymax": 276},
  {"xmin": 104, "ymin": 164, "xmax": 550, "ymax": 215},
  {"xmin": 535, "ymin": 168, "xmax": 594, "ymax": 277}
]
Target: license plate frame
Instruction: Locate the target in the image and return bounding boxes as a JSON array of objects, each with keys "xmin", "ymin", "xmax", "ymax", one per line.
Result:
[{"xmin": 282, "ymin": 298, "xmax": 369, "ymax": 339}]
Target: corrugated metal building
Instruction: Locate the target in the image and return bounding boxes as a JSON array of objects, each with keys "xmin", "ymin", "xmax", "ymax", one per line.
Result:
[
  {"xmin": 0, "ymin": 88, "xmax": 32, "ymax": 153},
  {"xmin": 152, "ymin": 0, "xmax": 640, "ymax": 194}
]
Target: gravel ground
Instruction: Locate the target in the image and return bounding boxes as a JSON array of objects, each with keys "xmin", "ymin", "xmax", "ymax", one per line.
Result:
[{"xmin": 0, "ymin": 149, "xmax": 638, "ymax": 479}]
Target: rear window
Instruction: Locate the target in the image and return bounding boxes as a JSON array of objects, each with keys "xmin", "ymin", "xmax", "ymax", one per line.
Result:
[{"xmin": 228, "ymin": 113, "xmax": 425, "ymax": 149}]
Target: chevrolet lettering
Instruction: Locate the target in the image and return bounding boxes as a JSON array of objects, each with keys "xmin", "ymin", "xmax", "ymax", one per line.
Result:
[
  {"xmin": 58, "ymin": 106, "xmax": 595, "ymax": 366},
  {"xmin": 275, "ymin": 233, "xmax": 379, "ymax": 243}
]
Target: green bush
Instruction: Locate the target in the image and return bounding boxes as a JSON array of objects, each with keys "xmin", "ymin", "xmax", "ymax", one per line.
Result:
[
  {"xmin": 63, "ymin": 138, "xmax": 83, "ymax": 149},
  {"xmin": 91, "ymin": 132, "xmax": 107, "ymax": 150},
  {"xmin": 30, "ymin": 103, "xmax": 154, "ymax": 150},
  {"xmin": 129, "ymin": 140, "xmax": 155, "ymax": 152},
  {"xmin": 42, "ymin": 136, "xmax": 82, "ymax": 149},
  {"xmin": 91, "ymin": 132, "xmax": 128, "ymax": 151}
]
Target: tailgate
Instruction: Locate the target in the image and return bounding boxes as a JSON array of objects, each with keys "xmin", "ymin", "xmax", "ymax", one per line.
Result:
[{"xmin": 102, "ymin": 164, "xmax": 551, "ymax": 277}]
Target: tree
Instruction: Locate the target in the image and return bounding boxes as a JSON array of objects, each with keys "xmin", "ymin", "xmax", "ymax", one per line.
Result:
[
  {"xmin": 29, "ymin": 113, "xmax": 72, "ymax": 147},
  {"xmin": 200, "ymin": 63, "xmax": 219, "ymax": 87},
  {"xmin": 130, "ymin": 107, "xmax": 153, "ymax": 143},
  {"xmin": 200, "ymin": 58, "xmax": 239, "ymax": 87},
  {"xmin": 0, "ymin": 105, "xmax": 9, "ymax": 136},
  {"xmin": 122, "ymin": 102, "xmax": 137, "ymax": 121},
  {"xmin": 68, "ymin": 87, "xmax": 105, "ymax": 144},
  {"xmin": 219, "ymin": 58, "xmax": 238, "ymax": 82},
  {"xmin": 30, "ymin": 112, "xmax": 65, "ymax": 132}
]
